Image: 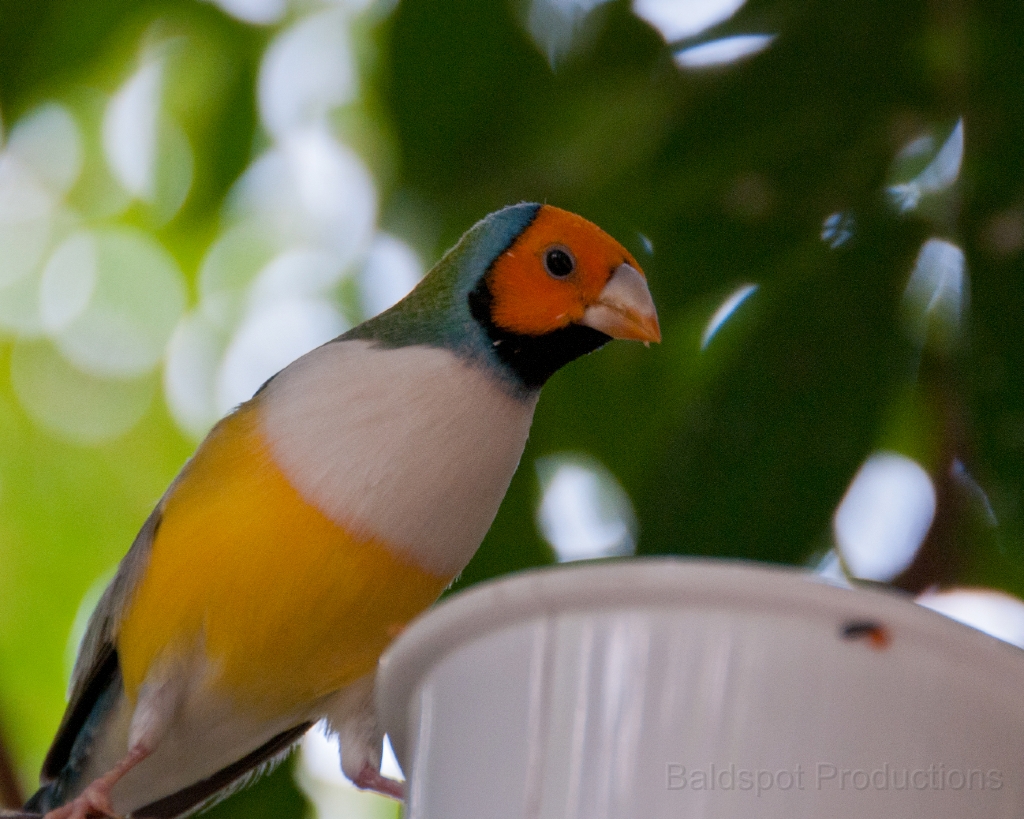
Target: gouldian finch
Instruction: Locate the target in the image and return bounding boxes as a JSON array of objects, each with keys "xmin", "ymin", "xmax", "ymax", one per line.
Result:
[{"xmin": 19, "ymin": 203, "xmax": 660, "ymax": 819}]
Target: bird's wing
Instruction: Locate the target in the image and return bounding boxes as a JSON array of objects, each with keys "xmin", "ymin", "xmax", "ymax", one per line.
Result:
[
  {"xmin": 31, "ymin": 413, "xmax": 318, "ymax": 817},
  {"xmin": 37, "ymin": 502, "xmax": 163, "ymax": 785},
  {"xmin": 43, "ymin": 402, "xmax": 255, "ymax": 785}
]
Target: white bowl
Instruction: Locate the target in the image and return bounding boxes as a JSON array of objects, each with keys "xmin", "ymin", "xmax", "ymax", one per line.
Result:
[{"xmin": 377, "ymin": 558, "xmax": 1024, "ymax": 818}]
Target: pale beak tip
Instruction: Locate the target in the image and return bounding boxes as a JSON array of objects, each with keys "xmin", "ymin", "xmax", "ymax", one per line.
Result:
[
  {"xmin": 579, "ymin": 262, "xmax": 661, "ymax": 344},
  {"xmin": 644, "ymin": 317, "xmax": 662, "ymax": 345}
]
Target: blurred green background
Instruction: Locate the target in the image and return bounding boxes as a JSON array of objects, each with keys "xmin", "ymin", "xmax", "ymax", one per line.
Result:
[{"xmin": 2, "ymin": 0, "xmax": 1023, "ymax": 816}]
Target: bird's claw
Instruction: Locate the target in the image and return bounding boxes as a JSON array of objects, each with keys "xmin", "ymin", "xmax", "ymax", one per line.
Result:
[
  {"xmin": 350, "ymin": 762, "xmax": 405, "ymax": 801},
  {"xmin": 42, "ymin": 783, "xmax": 121, "ymax": 819}
]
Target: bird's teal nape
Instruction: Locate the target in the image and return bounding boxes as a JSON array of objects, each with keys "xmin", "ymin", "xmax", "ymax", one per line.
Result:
[{"xmin": 345, "ymin": 203, "xmax": 542, "ymax": 354}]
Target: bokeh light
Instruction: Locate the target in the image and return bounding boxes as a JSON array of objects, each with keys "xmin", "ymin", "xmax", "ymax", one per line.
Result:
[
  {"xmin": 523, "ymin": 0, "xmax": 613, "ymax": 67},
  {"xmin": 10, "ymin": 340, "xmax": 156, "ymax": 445},
  {"xmin": 902, "ymin": 237, "xmax": 968, "ymax": 353},
  {"xmin": 888, "ymin": 119, "xmax": 964, "ymax": 213},
  {"xmin": 357, "ymin": 234, "xmax": 423, "ymax": 318},
  {"xmin": 536, "ymin": 455, "xmax": 637, "ymax": 562},
  {"xmin": 833, "ymin": 452, "xmax": 936, "ymax": 582},
  {"xmin": 104, "ymin": 53, "xmax": 194, "ymax": 222},
  {"xmin": 821, "ymin": 211, "xmax": 855, "ymax": 248},
  {"xmin": 918, "ymin": 588, "xmax": 1024, "ymax": 649},
  {"xmin": 632, "ymin": 0, "xmax": 747, "ymax": 42},
  {"xmin": 204, "ymin": 0, "xmax": 288, "ymax": 26},
  {"xmin": 41, "ymin": 228, "xmax": 185, "ymax": 378},
  {"xmin": 258, "ymin": 9, "xmax": 358, "ymax": 140},
  {"xmin": 701, "ymin": 283, "xmax": 757, "ymax": 350},
  {"xmin": 674, "ymin": 34, "xmax": 775, "ymax": 69}
]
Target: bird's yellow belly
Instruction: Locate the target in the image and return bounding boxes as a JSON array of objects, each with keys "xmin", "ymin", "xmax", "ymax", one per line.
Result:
[{"xmin": 117, "ymin": 404, "xmax": 450, "ymax": 715}]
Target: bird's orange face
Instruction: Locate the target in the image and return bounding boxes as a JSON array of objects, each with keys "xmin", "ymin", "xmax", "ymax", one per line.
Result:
[{"xmin": 486, "ymin": 205, "xmax": 661, "ymax": 343}]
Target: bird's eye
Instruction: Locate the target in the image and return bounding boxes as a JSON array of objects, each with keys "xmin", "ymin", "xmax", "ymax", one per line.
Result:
[{"xmin": 543, "ymin": 246, "xmax": 575, "ymax": 278}]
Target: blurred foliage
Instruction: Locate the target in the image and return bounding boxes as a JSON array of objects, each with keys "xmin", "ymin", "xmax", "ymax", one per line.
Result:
[{"xmin": 1, "ymin": 0, "xmax": 1023, "ymax": 816}]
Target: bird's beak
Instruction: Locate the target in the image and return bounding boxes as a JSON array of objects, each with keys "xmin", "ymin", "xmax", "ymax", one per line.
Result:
[{"xmin": 580, "ymin": 263, "xmax": 662, "ymax": 343}]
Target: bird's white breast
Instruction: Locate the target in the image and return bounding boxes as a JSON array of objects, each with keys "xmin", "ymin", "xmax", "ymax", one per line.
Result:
[{"xmin": 258, "ymin": 340, "xmax": 538, "ymax": 577}]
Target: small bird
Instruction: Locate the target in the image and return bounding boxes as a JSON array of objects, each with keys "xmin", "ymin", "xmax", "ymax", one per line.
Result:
[{"xmin": 20, "ymin": 203, "xmax": 660, "ymax": 819}]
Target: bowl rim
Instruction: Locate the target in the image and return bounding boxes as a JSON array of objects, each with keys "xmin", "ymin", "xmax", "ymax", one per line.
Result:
[{"xmin": 376, "ymin": 557, "xmax": 1024, "ymax": 762}]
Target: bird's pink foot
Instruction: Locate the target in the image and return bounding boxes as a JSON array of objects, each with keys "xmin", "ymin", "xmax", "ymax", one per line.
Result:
[
  {"xmin": 350, "ymin": 763, "xmax": 405, "ymax": 801},
  {"xmin": 41, "ymin": 783, "xmax": 118, "ymax": 819},
  {"xmin": 42, "ymin": 743, "xmax": 150, "ymax": 819}
]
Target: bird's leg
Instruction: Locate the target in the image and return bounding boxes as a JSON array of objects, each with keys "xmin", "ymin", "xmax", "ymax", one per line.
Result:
[
  {"xmin": 350, "ymin": 763, "xmax": 405, "ymax": 801},
  {"xmin": 326, "ymin": 676, "xmax": 406, "ymax": 801},
  {"xmin": 42, "ymin": 744, "xmax": 151, "ymax": 819},
  {"xmin": 44, "ymin": 675, "xmax": 180, "ymax": 819}
]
